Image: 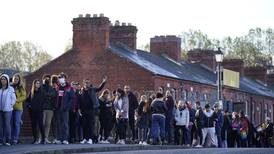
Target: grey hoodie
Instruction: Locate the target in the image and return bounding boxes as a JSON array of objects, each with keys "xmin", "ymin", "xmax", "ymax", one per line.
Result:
[{"xmin": 0, "ymin": 74, "xmax": 16, "ymax": 112}]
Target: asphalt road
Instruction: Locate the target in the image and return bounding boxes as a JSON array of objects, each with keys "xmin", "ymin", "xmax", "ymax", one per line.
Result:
[{"xmin": 81, "ymin": 148, "xmax": 274, "ymax": 154}]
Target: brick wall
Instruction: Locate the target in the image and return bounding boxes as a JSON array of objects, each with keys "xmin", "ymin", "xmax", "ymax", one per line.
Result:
[{"xmin": 150, "ymin": 35, "xmax": 181, "ymax": 62}]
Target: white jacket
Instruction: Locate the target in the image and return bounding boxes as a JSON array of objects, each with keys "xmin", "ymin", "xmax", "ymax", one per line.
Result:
[
  {"xmin": 175, "ymin": 108, "xmax": 189, "ymax": 126},
  {"xmin": 0, "ymin": 74, "xmax": 16, "ymax": 112}
]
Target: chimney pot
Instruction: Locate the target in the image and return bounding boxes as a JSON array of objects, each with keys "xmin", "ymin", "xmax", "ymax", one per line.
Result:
[
  {"xmin": 99, "ymin": 13, "xmax": 104, "ymax": 17},
  {"xmin": 115, "ymin": 20, "xmax": 120, "ymax": 26},
  {"xmin": 79, "ymin": 14, "xmax": 83, "ymax": 18},
  {"xmin": 85, "ymin": 14, "xmax": 91, "ymax": 18},
  {"xmin": 93, "ymin": 14, "xmax": 98, "ymax": 17},
  {"xmin": 122, "ymin": 22, "xmax": 126, "ymax": 26},
  {"xmin": 128, "ymin": 23, "xmax": 132, "ymax": 26}
]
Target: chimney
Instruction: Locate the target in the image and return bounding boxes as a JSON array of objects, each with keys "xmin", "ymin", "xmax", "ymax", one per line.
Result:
[
  {"xmin": 244, "ymin": 66, "xmax": 267, "ymax": 83},
  {"xmin": 71, "ymin": 13, "xmax": 110, "ymax": 53},
  {"xmin": 222, "ymin": 59, "xmax": 244, "ymax": 76},
  {"xmin": 187, "ymin": 49, "xmax": 217, "ymax": 71},
  {"xmin": 110, "ymin": 21, "xmax": 137, "ymax": 49},
  {"xmin": 150, "ymin": 35, "xmax": 181, "ymax": 62},
  {"xmin": 267, "ymin": 73, "xmax": 274, "ymax": 86}
]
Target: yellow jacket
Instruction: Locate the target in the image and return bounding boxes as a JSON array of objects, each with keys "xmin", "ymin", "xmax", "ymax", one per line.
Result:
[{"xmin": 13, "ymin": 87, "xmax": 27, "ymax": 111}]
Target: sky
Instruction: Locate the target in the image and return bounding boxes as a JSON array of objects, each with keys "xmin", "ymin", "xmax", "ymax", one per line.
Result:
[{"xmin": 0, "ymin": 0, "xmax": 274, "ymax": 58}]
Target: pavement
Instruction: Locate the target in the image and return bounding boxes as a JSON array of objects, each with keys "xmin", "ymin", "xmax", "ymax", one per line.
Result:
[{"xmin": 0, "ymin": 143, "xmax": 273, "ymax": 154}]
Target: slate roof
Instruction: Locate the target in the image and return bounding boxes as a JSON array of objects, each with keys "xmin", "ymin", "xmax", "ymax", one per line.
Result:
[
  {"xmin": 110, "ymin": 43, "xmax": 274, "ymax": 98},
  {"xmin": 0, "ymin": 68, "xmax": 20, "ymax": 78}
]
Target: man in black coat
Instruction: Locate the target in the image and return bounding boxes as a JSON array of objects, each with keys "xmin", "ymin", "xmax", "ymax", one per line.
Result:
[{"xmin": 124, "ymin": 85, "xmax": 138, "ymax": 142}]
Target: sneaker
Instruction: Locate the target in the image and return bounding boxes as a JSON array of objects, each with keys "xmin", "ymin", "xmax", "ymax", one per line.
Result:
[
  {"xmin": 142, "ymin": 142, "xmax": 148, "ymax": 145},
  {"xmin": 195, "ymin": 144, "xmax": 203, "ymax": 148},
  {"xmin": 104, "ymin": 140, "xmax": 110, "ymax": 144},
  {"xmin": 62, "ymin": 140, "xmax": 69, "ymax": 145},
  {"xmin": 116, "ymin": 140, "xmax": 121, "ymax": 144},
  {"xmin": 120, "ymin": 139, "xmax": 125, "ymax": 145},
  {"xmin": 45, "ymin": 138, "xmax": 51, "ymax": 144},
  {"xmin": 80, "ymin": 139, "xmax": 87, "ymax": 144},
  {"xmin": 34, "ymin": 139, "xmax": 41, "ymax": 145},
  {"xmin": 87, "ymin": 139, "xmax": 93, "ymax": 144},
  {"xmin": 5, "ymin": 143, "xmax": 11, "ymax": 146},
  {"xmin": 98, "ymin": 140, "xmax": 105, "ymax": 144},
  {"xmin": 52, "ymin": 139, "xmax": 61, "ymax": 144},
  {"xmin": 139, "ymin": 141, "xmax": 143, "ymax": 145}
]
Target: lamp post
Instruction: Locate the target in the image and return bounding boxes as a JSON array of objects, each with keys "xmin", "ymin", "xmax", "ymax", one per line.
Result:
[{"xmin": 215, "ymin": 47, "xmax": 224, "ymax": 108}]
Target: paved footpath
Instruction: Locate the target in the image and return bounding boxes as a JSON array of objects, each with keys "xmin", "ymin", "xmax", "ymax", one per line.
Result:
[{"xmin": 0, "ymin": 144, "xmax": 273, "ymax": 154}]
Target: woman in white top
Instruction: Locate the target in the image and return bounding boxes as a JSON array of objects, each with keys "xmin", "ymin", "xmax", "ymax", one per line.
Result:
[
  {"xmin": 113, "ymin": 88, "xmax": 129, "ymax": 144},
  {"xmin": 0, "ymin": 74, "xmax": 16, "ymax": 146}
]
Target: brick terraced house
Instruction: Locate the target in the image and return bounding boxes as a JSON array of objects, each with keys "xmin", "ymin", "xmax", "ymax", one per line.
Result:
[{"xmin": 21, "ymin": 13, "xmax": 274, "ymax": 137}]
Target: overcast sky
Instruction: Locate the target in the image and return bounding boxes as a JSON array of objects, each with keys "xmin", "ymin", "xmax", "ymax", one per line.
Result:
[{"xmin": 0, "ymin": 0, "xmax": 274, "ymax": 58}]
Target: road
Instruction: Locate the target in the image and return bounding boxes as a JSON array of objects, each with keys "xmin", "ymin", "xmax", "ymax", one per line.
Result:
[{"xmin": 79, "ymin": 148, "xmax": 274, "ymax": 154}]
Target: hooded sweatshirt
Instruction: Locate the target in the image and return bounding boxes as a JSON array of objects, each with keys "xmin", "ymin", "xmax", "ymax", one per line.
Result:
[
  {"xmin": 202, "ymin": 109, "xmax": 218, "ymax": 128},
  {"xmin": 0, "ymin": 74, "xmax": 16, "ymax": 112}
]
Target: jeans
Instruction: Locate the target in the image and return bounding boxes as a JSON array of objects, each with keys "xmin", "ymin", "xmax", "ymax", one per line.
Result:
[
  {"xmin": 151, "ymin": 114, "xmax": 165, "ymax": 143},
  {"xmin": 216, "ymin": 126, "xmax": 222, "ymax": 147},
  {"xmin": 11, "ymin": 110, "xmax": 23, "ymax": 142},
  {"xmin": 174, "ymin": 125, "xmax": 191, "ymax": 145},
  {"xmin": 138, "ymin": 128, "xmax": 148, "ymax": 142},
  {"xmin": 116, "ymin": 118, "xmax": 128, "ymax": 140},
  {"xmin": 0, "ymin": 111, "xmax": 12, "ymax": 143},
  {"xmin": 165, "ymin": 114, "xmax": 173, "ymax": 143},
  {"xmin": 52, "ymin": 109, "xmax": 62, "ymax": 140},
  {"xmin": 60, "ymin": 110, "xmax": 69, "ymax": 141}
]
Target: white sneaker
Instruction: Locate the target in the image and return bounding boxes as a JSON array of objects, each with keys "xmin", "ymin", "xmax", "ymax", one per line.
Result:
[
  {"xmin": 45, "ymin": 138, "xmax": 51, "ymax": 144},
  {"xmin": 62, "ymin": 140, "xmax": 69, "ymax": 145},
  {"xmin": 52, "ymin": 139, "xmax": 61, "ymax": 144},
  {"xmin": 104, "ymin": 140, "xmax": 110, "ymax": 144},
  {"xmin": 195, "ymin": 144, "xmax": 203, "ymax": 148},
  {"xmin": 116, "ymin": 140, "xmax": 121, "ymax": 144},
  {"xmin": 120, "ymin": 139, "xmax": 125, "ymax": 145},
  {"xmin": 34, "ymin": 139, "xmax": 41, "ymax": 145},
  {"xmin": 98, "ymin": 140, "xmax": 105, "ymax": 144},
  {"xmin": 142, "ymin": 141, "xmax": 148, "ymax": 145},
  {"xmin": 80, "ymin": 139, "xmax": 87, "ymax": 144},
  {"xmin": 139, "ymin": 141, "xmax": 143, "ymax": 145},
  {"xmin": 87, "ymin": 139, "xmax": 93, "ymax": 144},
  {"xmin": 5, "ymin": 143, "xmax": 11, "ymax": 146}
]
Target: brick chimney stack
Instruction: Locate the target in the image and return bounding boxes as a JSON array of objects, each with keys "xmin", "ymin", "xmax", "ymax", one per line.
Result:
[
  {"xmin": 222, "ymin": 59, "xmax": 244, "ymax": 76},
  {"xmin": 71, "ymin": 13, "xmax": 110, "ymax": 53},
  {"xmin": 244, "ymin": 66, "xmax": 267, "ymax": 83},
  {"xmin": 110, "ymin": 21, "xmax": 137, "ymax": 49},
  {"xmin": 187, "ymin": 49, "xmax": 217, "ymax": 71},
  {"xmin": 150, "ymin": 35, "xmax": 181, "ymax": 62}
]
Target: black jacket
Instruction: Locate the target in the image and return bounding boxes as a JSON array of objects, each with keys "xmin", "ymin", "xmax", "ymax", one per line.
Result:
[
  {"xmin": 79, "ymin": 82, "xmax": 106, "ymax": 113},
  {"xmin": 26, "ymin": 88, "xmax": 45, "ymax": 111},
  {"xmin": 127, "ymin": 92, "xmax": 138, "ymax": 118},
  {"xmin": 41, "ymin": 84, "xmax": 57, "ymax": 110},
  {"xmin": 202, "ymin": 109, "xmax": 218, "ymax": 128},
  {"xmin": 150, "ymin": 99, "xmax": 167, "ymax": 115},
  {"xmin": 99, "ymin": 97, "xmax": 113, "ymax": 120}
]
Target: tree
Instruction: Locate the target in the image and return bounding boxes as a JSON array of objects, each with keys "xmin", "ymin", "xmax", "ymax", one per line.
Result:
[
  {"xmin": 0, "ymin": 41, "xmax": 52, "ymax": 72},
  {"xmin": 179, "ymin": 28, "xmax": 274, "ymax": 66}
]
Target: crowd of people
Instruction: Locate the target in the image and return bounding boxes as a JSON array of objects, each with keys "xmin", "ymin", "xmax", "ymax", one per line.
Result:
[{"xmin": 0, "ymin": 72, "xmax": 273, "ymax": 148}]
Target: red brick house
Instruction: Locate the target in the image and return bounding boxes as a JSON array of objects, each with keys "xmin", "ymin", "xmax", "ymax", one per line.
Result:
[{"xmin": 22, "ymin": 13, "xmax": 274, "ymax": 137}]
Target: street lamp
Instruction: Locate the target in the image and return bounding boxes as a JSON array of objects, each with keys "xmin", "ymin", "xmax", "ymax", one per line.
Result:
[{"xmin": 215, "ymin": 47, "xmax": 224, "ymax": 108}]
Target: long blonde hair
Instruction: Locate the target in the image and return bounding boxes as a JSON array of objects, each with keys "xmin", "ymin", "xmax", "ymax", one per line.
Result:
[{"xmin": 31, "ymin": 79, "xmax": 40, "ymax": 98}]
